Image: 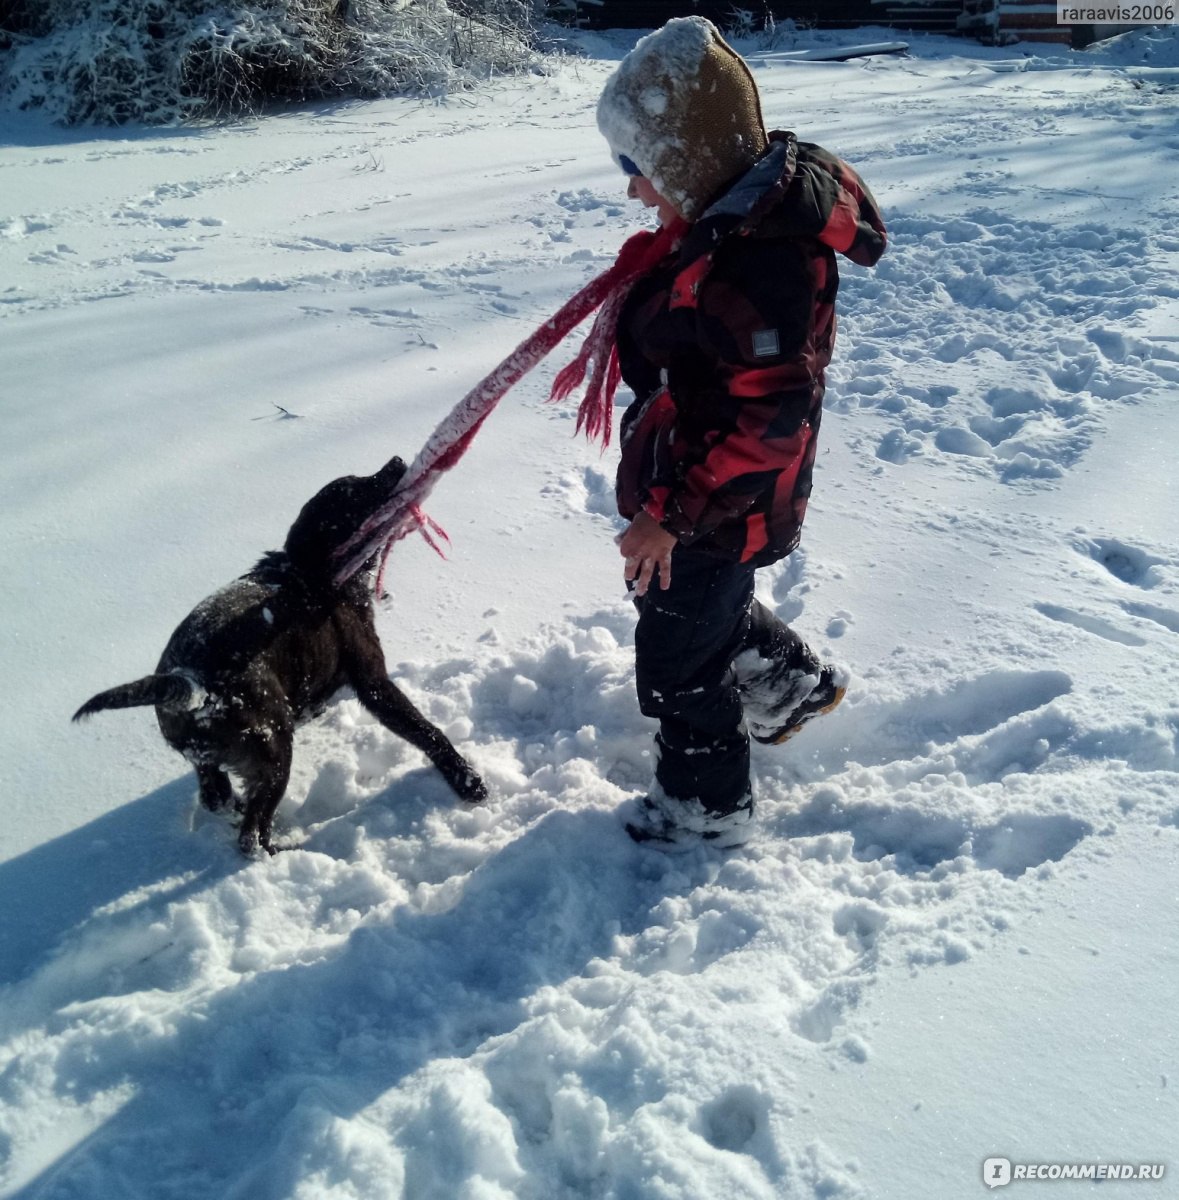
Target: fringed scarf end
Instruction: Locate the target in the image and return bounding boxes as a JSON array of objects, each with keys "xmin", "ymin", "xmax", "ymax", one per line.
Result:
[{"xmin": 548, "ymin": 219, "xmax": 685, "ymax": 451}]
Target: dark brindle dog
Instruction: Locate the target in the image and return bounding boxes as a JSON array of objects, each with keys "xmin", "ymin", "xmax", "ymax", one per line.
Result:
[{"xmin": 74, "ymin": 454, "xmax": 486, "ymax": 854}]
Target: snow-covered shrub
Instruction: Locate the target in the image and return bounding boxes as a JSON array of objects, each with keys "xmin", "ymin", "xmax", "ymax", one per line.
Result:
[
  {"xmin": 0, "ymin": 0, "xmax": 540, "ymax": 125},
  {"xmin": 722, "ymin": 7, "xmax": 806, "ymax": 50}
]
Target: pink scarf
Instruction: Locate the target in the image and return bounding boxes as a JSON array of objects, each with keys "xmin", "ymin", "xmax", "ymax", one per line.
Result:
[{"xmin": 333, "ymin": 218, "xmax": 686, "ymax": 591}]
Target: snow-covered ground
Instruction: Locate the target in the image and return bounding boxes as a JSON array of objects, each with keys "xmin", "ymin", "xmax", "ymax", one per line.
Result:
[{"xmin": 2, "ymin": 23, "xmax": 1178, "ymax": 1200}]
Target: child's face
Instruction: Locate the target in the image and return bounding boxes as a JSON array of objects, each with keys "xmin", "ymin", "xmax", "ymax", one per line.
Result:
[{"xmin": 627, "ymin": 175, "xmax": 682, "ymax": 228}]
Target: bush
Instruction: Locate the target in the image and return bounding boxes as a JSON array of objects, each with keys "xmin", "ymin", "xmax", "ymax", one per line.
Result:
[{"xmin": 0, "ymin": 0, "xmax": 541, "ymax": 124}]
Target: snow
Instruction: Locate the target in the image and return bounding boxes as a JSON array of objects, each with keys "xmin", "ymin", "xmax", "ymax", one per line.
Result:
[{"xmin": 2, "ymin": 23, "xmax": 1179, "ymax": 1200}]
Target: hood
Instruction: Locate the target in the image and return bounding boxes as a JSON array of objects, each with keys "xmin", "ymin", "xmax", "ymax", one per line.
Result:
[
  {"xmin": 679, "ymin": 132, "xmax": 887, "ymax": 269},
  {"xmin": 596, "ymin": 17, "xmax": 768, "ymax": 222}
]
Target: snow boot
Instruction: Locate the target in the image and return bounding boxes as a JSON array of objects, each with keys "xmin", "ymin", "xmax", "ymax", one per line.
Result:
[
  {"xmin": 622, "ymin": 787, "xmax": 754, "ymax": 851},
  {"xmin": 750, "ymin": 664, "xmax": 848, "ymax": 745}
]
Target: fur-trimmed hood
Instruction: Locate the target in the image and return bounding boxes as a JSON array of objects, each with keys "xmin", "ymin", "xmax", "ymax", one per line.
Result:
[{"xmin": 678, "ymin": 131, "xmax": 887, "ymax": 271}]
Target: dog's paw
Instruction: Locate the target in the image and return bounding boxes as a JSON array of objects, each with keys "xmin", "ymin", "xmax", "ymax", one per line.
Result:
[
  {"xmin": 237, "ymin": 826, "xmax": 280, "ymax": 857},
  {"xmin": 452, "ymin": 767, "xmax": 488, "ymax": 805}
]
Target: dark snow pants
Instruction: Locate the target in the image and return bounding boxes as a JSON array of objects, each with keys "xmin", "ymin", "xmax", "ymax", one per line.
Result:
[{"xmin": 633, "ymin": 547, "xmax": 818, "ymax": 816}]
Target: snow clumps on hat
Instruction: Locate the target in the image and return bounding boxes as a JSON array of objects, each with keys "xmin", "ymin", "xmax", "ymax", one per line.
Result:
[{"xmin": 596, "ymin": 17, "xmax": 769, "ymax": 222}]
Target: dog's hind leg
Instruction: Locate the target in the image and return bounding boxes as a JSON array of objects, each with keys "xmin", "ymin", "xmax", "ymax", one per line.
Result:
[
  {"xmin": 195, "ymin": 763, "xmax": 233, "ymax": 812},
  {"xmin": 355, "ymin": 676, "xmax": 488, "ymax": 804},
  {"xmin": 236, "ymin": 733, "xmax": 293, "ymax": 856}
]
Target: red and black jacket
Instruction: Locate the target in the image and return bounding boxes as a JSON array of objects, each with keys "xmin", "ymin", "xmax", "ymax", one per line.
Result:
[{"xmin": 615, "ymin": 131, "xmax": 886, "ymax": 567}]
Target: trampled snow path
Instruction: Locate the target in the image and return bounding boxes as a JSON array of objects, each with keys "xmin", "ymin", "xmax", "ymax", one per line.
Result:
[{"xmin": 2, "ymin": 26, "xmax": 1178, "ymax": 1200}]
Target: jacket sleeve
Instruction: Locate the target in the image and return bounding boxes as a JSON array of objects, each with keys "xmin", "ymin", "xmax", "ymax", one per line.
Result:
[
  {"xmin": 648, "ymin": 237, "xmax": 822, "ymax": 545},
  {"xmin": 798, "ymin": 144, "xmax": 887, "ymax": 269}
]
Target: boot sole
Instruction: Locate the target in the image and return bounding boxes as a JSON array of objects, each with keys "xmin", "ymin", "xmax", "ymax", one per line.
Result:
[
  {"xmin": 626, "ymin": 822, "xmax": 751, "ymax": 851},
  {"xmin": 753, "ymin": 684, "xmax": 847, "ymax": 746}
]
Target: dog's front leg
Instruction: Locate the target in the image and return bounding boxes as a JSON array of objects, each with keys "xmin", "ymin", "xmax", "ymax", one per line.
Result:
[{"xmin": 355, "ymin": 677, "xmax": 488, "ymax": 804}]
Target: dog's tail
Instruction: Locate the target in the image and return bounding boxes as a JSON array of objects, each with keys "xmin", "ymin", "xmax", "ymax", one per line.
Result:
[{"xmin": 73, "ymin": 673, "xmax": 203, "ymax": 722}]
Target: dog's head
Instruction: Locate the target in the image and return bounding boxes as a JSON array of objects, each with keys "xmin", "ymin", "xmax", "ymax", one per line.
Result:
[{"xmin": 284, "ymin": 454, "xmax": 407, "ymax": 582}]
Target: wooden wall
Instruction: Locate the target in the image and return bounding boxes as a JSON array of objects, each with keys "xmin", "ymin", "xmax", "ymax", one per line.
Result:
[{"xmin": 571, "ymin": 1, "xmax": 967, "ymax": 34}]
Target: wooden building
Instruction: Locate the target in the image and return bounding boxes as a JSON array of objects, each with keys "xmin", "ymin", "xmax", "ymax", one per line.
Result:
[
  {"xmin": 960, "ymin": 0, "xmax": 1074, "ymax": 44},
  {"xmin": 569, "ymin": 2, "xmax": 959, "ymax": 33},
  {"xmin": 565, "ymin": 0, "xmax": 1077, "ymax": 44}
]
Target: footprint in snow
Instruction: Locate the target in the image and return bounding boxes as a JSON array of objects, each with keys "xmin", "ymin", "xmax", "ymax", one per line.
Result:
[
  {"xmin": 2, "ymin": 216, "xmax": 53, "ymax": 238},
  {"xmin": 933, "ymin": 331, "xmax": 1016, "ymax": 364},
  {"xmin": 824, "ymin": 668, "xmax": 1073, "ymax": 771},
  {"xmin": 790, "ymin": 977, "xmax": 865, "ymax": 1045},
  {"xmin": 781, "ymin": 797, "xmax": 1091, "ymax": 1049},
  {"xmin": 780, "ymin": 792, "xmax": 1092, "ymax": 880},
  {"xmin": 935, "ymin": 425, "xmax": 992, "ymax": 459},
  {"xmin": 1079, "ymin": 536, "xmax": 1167, "ymax": 588},
  {"xmin": 762, "ymin": 548, "xmax": 808, "ymax": 624},
  {"xmin": 699, "ymin": 1086, "xmax": 769, "ymax": 1153},
  {"xmin": 876, "ymin": 427, "xmax": 924, "ymax": 464},
  {"xmin": 1034, "ymin": 603, "xmax": 1147, "ymax": 647},
  {"xmin": 543, "ymin": 466, "xmax": 618, "ymax": 521},
  {"xmin": 1120, "ymin": 601, "xmax": 1179, "ymax": 636}
]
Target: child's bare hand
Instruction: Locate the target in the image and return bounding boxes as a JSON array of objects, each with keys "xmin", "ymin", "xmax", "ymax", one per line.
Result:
[{"xmin": 617, "ymin": 511, "xmax": 676, "ymax": 596}]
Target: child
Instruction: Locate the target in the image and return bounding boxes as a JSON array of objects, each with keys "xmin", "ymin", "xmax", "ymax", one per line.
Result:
[{"xmin": 596, "ymin": 17, "xmax": 887, "ymax": 847}]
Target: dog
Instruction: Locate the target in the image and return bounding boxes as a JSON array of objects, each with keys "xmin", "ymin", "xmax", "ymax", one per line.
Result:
[{"xmin": 73, "ymin": 453, "xmax": 487, "ymax": 854}]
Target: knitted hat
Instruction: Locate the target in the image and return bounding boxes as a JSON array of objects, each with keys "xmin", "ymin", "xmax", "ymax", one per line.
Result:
[{"xmin": 597, "ymin": 17, "xmax": 768, "ymax": 222}]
